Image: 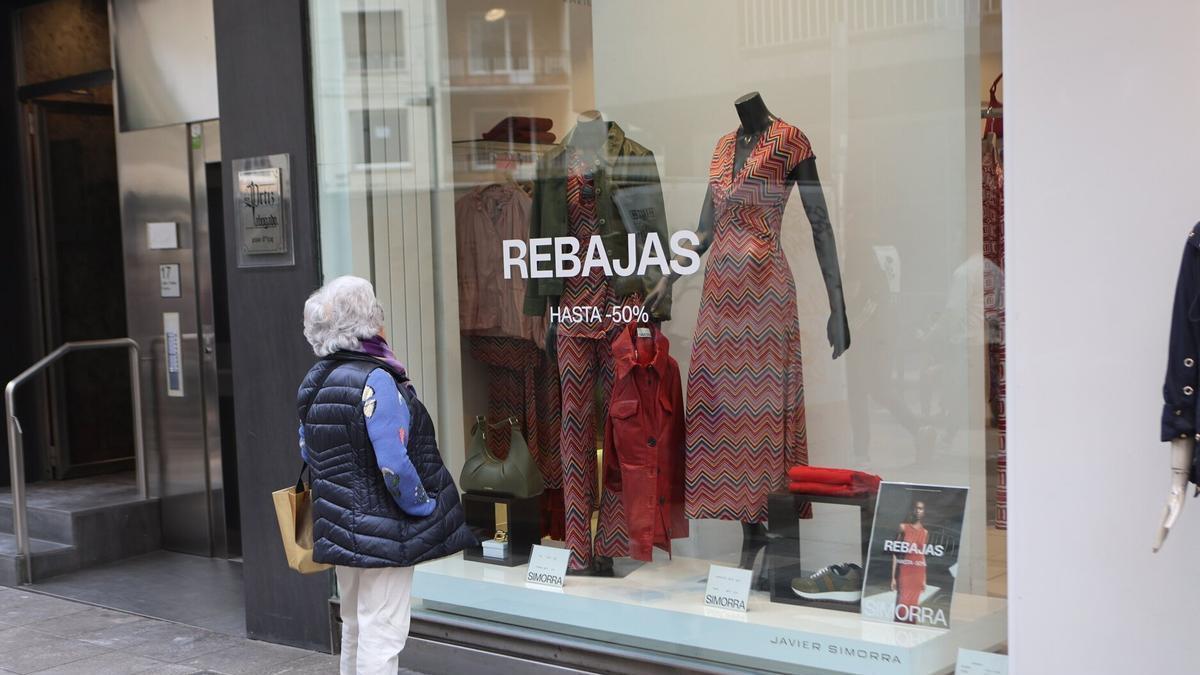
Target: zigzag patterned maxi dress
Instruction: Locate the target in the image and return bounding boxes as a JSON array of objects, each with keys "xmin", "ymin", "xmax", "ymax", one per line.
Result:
[{"xmin": 685, "ymin": 118, "xmax": 813, "ymax": 524}]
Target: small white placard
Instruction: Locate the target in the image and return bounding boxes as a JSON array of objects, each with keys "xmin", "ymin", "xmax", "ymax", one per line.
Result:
[
  {"xmin": 148, "ymin": 222, "xmax": 178, "ymax": 250},
  {"xmin": 955, "ymin": 648, "xmax": 1007, "ymax": 675},
  {"xmin": 524, "ymin": 545, "xmax": 570, "ymax": 588},
  {"xmin": 704, "ymin": 564, "xmax": 752, "ymax": 613},
  {"xmin": 159, "ymin": 264, "xmax": 181, "ymax": 298},
  {"xmin": 163, "ymin": 312, "xmax": 184, "ymax": 397}
]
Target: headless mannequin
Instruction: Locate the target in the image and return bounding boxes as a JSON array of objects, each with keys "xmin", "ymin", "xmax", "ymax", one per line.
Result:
[
  {"xmin": 644, "ymin": 93, "xmax": 851, "ymax": 579},
  {"xmin": 1154, "ymin": 439, "xmax": 1192, "ymax": 551},
  {"xmin": 572, "ymin": 110, "xmax": 608, "ymax": 154},
  {"xmin": 546, "ymin": 111, "xmax": 608, "ymax": 359},
  {"xmin": 550, "ymin": 110, "xmax": 617, "ymax": 575}
]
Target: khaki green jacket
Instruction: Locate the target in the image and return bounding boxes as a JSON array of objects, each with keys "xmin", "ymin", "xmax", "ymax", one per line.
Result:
[{"xmin": 523, "ymin": 122, "xmax": 672, "ymax": 321}]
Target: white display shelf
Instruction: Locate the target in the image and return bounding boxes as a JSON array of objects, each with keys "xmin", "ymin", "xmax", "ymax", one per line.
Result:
[{"xmin": 414, "ymin": 553, "xmax": 1006, "ymax": 674}]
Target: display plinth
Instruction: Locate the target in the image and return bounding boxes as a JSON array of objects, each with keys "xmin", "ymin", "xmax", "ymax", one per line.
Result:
[
  {"xmin": 414, "ymin": 553, "xmax": 1006, "ymax": 675},
  {"xmin": 461, "ymin": 492, "xmax": 541, "ymax": 567},
  {"xmin": 766, "ymin": 491, "xmax": 875, "ymax": 613}
]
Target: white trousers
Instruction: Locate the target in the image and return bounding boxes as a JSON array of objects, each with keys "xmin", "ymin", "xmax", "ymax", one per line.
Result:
[{"xmin": 336, "ymin": 565, "xmax": 415, "ymax": 675}]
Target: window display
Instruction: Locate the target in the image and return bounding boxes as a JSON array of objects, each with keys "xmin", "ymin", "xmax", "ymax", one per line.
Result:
[{"xmin": 309, "ymin": 1, "xmax": 1008, "ymax": 672}]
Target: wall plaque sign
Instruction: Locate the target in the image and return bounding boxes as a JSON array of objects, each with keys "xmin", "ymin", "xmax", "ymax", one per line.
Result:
[
  {"xmin": 239, "ymin": 167, "xmax": 285, "ymax": 254},
  {"xmin": 233, "ymin": 154, "xmax": 295, "ymax": 268}
]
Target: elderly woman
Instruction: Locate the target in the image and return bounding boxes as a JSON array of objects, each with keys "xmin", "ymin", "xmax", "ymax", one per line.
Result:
[{"xmin": 297, "ymin": 276, "xmax": 474, "ymax": 675}]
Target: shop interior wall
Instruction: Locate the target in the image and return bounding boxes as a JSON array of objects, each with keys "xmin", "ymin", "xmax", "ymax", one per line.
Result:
[
  {"xmin": 212, "ymin": 0, "xmax": 331, "ymax": 652},
  {"xmin": 979, "ymin": 4, "xmax": 1002, "ymax": 129},
  {"xmin": 442, "ymin": 0, "xmax": 593, "ymax": 448},
  {"xmin": 309, "ymin": 0, "xmax": 600, "ymax": 470},
  {"xmin": 311, "ymin": 0, "xmax": 466, "ymax": 473},
  {"xmin": 592, "ymin": 0, "xmax": 989, "ymax": 590},
  {"xmin": 1006, "ymin": 1, "xmax": 1200, "ymax": 671}
]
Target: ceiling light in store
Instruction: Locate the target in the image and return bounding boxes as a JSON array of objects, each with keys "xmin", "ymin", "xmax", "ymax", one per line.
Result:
[{"xmin": 485, "ymin": 8, "xmax": 506, "ymax": 22}]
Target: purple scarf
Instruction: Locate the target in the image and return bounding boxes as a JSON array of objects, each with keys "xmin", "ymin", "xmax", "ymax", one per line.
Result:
[{"xmin": 358, "ymin": 335, "xmax": 415, "ymax": 392}]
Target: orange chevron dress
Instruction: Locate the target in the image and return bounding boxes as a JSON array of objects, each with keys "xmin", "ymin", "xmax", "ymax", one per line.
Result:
[{"xmin": 685, "ymin": 118, "xmax": 813, "ymax": 523}]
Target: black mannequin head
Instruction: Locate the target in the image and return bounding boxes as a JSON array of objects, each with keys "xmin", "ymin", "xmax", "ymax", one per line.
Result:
[{"xmin": 734, "ymin": 92, "xmax": 773, "ymax": 135}]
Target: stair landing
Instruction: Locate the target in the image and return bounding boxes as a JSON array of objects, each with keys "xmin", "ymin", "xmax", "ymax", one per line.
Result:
[{"xmin": 0, "ymin": 473, "xmax": 160, "ymax": 585}]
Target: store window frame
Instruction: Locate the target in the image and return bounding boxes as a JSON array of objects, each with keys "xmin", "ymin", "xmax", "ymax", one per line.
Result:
[{"xmin": 304, "ymin": 1, "xmax": 1008, "ymax": 667}]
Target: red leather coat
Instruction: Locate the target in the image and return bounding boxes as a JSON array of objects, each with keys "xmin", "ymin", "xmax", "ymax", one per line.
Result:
[{"xmin": 604, "ymin": 324, "xmax": 689, "ymax": 561}]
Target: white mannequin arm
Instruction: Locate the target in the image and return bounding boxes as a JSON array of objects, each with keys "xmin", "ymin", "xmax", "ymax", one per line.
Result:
[{"xmin": 1153, "ymin": 438, "xmax": 1194, "ymax": 552}]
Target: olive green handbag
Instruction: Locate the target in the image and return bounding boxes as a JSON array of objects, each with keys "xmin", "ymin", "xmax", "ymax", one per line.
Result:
[{"xmin": 459, "ymin": 416, "xmax": 544, "ymax": 498}]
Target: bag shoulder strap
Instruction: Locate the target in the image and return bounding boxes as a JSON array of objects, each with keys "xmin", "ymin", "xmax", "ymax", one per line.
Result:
[
  {"xmin": 295, "ymin": 461, "xmax": 309, "ymax": 493},
  {"xmin": 506, "ymin": 418, "xmax": 533, "ymax": 461},
  {"xmin": 466, "ymin": 415, "xmax": 488, "ymax": 461}
]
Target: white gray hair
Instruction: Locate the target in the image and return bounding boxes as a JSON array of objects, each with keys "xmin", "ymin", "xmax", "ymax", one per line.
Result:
[{"xmin": 302, "ymin": 276, "xmax": 385, "ymax": 357}]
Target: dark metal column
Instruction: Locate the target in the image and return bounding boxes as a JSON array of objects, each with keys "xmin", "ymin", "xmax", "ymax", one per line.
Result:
[{"xmin": 212, "ymin": 0, "xmax": 330, "ymax": 652}]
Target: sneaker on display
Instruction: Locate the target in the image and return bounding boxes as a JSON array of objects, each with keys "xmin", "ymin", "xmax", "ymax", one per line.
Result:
[{"xmin": 790, "ymin": 563, "xmax": 864, "ymax": 602}]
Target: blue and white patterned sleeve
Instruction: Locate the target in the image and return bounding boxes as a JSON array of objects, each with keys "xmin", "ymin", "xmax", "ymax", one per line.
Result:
[
  {"xmin": 363, "ymin": 368, "xmax": 436, "ymax": 517},
  {"xmin": 299, "ymin": 424, "xmax": 308, "ymax": 465}
]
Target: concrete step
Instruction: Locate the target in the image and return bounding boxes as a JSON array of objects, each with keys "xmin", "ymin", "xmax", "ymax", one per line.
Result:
[
  {"xmin": 0, "ymin": 474, "xmax": 161, "ymax": 581},
  {"xmin": 0, "ymin": 532, "xmax": 79, "ymax": 586},
  {"xmin": 0, "ymin": 500, "xmax": 74, "ymax": 544}
]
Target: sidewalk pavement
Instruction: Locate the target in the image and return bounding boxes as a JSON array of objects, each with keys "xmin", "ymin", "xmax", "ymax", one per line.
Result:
[{"xmin": 0, "ymin": 586, "xmax": 420, "ymax": 675}]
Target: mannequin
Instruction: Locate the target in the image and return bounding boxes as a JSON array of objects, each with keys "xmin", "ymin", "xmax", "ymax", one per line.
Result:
[
  {"xmin": 646, "ymin": 92, "xmax": 850, "ymax": 578},
  {"xmin": 645, "ymin": 92, "xmax": 850, "ymax": 356},
  {"xmin": 1154, "ymin": 222, "xmax": 1200, "ymax": 551},
  {"xmin": 543, "ymin": 110, "xmax": 607, "ymax": 359},
  {"xmin": 526, "ymin": 111, "xmax": 673, "ymax": 575},
  {"xmin": 553, "ymin": 111, "xmax": 616, "ymax": 576},
  {"xmin": 1154, "ymin": 438, "xmax": 1193, "ymax": 551}
]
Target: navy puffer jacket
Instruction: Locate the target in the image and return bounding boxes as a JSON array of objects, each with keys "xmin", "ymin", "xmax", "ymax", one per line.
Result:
[{"xmin": 297, "ymin": 352, "xmax": 476, "ymax": 567}]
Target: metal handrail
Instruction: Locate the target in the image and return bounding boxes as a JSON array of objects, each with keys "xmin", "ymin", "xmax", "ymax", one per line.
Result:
[{"xmin": 4, "ymin": 338, "xmax": 146, "ymax": 584}]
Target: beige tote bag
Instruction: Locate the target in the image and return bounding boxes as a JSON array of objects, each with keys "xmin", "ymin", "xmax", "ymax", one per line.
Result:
[{"xmin": 272, "ymin": 464, "xmax": 332, "ymax": 574}]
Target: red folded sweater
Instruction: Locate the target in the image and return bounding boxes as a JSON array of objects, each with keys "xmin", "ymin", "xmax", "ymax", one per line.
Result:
[
  {"xmin": 788, "ymin": 481, "xmax": 876, "ymax": 497},
  {"xmin": 786, "ymin": 467, "xmax": 881, "ymax": 496},
  {"xmin": 482, "ymin": 116, "xmax": 556, "ymax": 144}
]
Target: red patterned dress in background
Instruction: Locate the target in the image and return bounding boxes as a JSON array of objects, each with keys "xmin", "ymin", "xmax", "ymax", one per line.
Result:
[{"xmin": 983, "ymin": 128, "xmax": 1006, "ymax": 531}]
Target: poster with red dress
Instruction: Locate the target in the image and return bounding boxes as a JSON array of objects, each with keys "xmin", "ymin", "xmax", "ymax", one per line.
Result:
[{"xmin": 860, "ymin": 483, "xmax": 968, "ymax": 629}]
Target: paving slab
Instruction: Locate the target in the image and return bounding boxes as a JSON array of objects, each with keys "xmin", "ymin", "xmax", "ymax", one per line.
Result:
[{"xmin": 0, "ymin": 587, "xmax": 429, "ymax": 675}]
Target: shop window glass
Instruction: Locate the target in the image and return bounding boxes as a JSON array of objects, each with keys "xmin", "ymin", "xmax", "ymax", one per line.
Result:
[{"xmin": 310, "ymin": 1, "xmax": 1007, "ymax": 672}]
